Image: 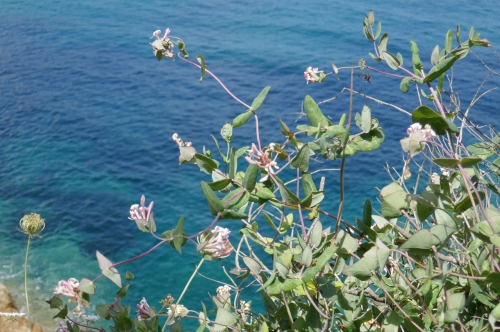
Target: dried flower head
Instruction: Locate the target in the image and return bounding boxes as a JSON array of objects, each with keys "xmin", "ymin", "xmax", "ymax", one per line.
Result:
[
  {"xmin": 160, "ymin": 294, "xmax": 175, "ymax": 306},
  {"xmin": 197, "ymin": 226, "xmax": 234, "ymax": 259},
  {"xmin": 19, "ymin": 213, "xmax": 45, "ymax": 237}
]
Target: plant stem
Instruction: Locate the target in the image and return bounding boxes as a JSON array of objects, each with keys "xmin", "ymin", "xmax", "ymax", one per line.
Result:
[
  {"xmin": 162, "ymin": 258, "xmax": 205, "ymax": 331},
  {"xmin": 24, "ymin": 236, "xmax": 32, "ymax": 332}
]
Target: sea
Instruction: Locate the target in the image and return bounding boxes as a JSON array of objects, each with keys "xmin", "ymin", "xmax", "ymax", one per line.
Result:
[{"xmin": 1, "ymin": 0, "xmax": 500, "ymax": 330}]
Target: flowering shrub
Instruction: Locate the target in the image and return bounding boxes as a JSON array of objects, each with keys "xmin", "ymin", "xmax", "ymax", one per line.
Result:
[{"xmin": 38, "ymin": 10, "xmax": 500, "ymax": 332}]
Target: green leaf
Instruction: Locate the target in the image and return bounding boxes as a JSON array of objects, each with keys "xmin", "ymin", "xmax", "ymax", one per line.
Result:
[
  {"xmin": 102, "ymin": 267, "xmax": 122, "ymax": 288},
  {"xmin": 232, "ymin": 110, "xmax": 253, "ymax": 128},
  {"xmin": 331, "ymin": 62, "xmax": 339, "ymax": 79},
  {"xmin": 383, "ymin": 51, "xmax": 400, "ymax": 70},
  {"xmin": 424, "ymin": 56, "xmax": 457, "ymax": 83},
  {"xmin": 456, "ymin": 25, "xmax": 461, "ymax": 43},
  {"xmin": 460, "ymin": 157, "xmax": 482, "ymax": 167},
  {"xmin": 363, "ymin": 23, "xmax": 374, "ymax": 42},
  {"xmin": 221, "ymin": 187, "xmax": 249, "ymax": 210},
  {"xmin": 125, "ymin": 271, "xmax": 134, "ymax": 281},
  {"xmin": 242, "ymin": 164, "xmax": 259, "ymax": 191},
  {"xmin": 454, "ymin": 191, "xmax": 485, "ymax": 213},
  {"xmin": 79, "ymin": 278, "xmax": 95, "ymax": 294},
  {"xmin": 410, "ymin": 41, "xmax": 423, "ymax": 73},
  {"xmin": 400, "ymin": 77, "xmax": 411, "ymax": 93},
  {"xmin": 302, "ymin": 172, "xmax": 317, "ymax": 197},
  {"xmin": 200, "ymin": 181, "xmax": 224, "ymax": 213},
  {"xmin": 336, "ymin": 230, "xmax": 359, "ymax": 256},
  {"xmin": 367, "ymin": 10, "xmax": 375, "ymax": 25},
  {"xmin": 53, "ymin": 305, "xmax": 68, "ymax": 319},
  {"xmin": 301, "ymin": 246, "xmax": 337, "ymax": 283},
  {"xmin": 243, "ymin": 256, "xmax": 261, "ymax": 275},
  {"xmin": 431, "ymin": 45, "xmax": 440, "ymax": 66},
  {"xmin": 304, "ymin": 95, "xmax": 332, "ymax": 127},
  {"xmin": 309, "ymin": 220, "xmax": 323, "ymax": 247},
  {"xmin": 378, "ymin": 33, "xmax": 388, "ymax": 57},
  {"xmin": 208, "ymin": 178, "xmax": 232, "ymax": 191},
  {"xmin": 363, "ymin": 199, "xmax": 372, "ymax": 228},
  {"xmin": 346, "ymin": 246, "xmax": 378, "ymax": 281},
  {"xmin": 301, "ymin": 246, "xmax": 313, "ymax": 266},
  {"xmin": 115, "ymin": 283, "xmax": 130, "ymax": 298},
  {"xmin": 375, "ymin": 21, "xmax": 382, "ymax": 39},
  {"xmin": 172, "ymin": 216, "xmax": 185, "ymax": 254},
  {"xmin": 380, "ymin": 182, "xmax": 409, "ymax": 218},
  {"xmin": 46, "ymin": 295, "xmax": 64, "ymax": 309},
  {"xmin": 196, "ymin": 54, "xmax": 208, "ymax": 82},
  {"xmin": 195, "ymin": 153, "xmax": 218, "ymax": 174},
  {"xmin": 470, "ymin": 279, "xmax": 496, "ymax": 308},
  {"xmin": 400, "ymin": 225, "xmax": 454, "ymax": 252},
  {"xmin": 280, "ymin": 119, "xmax": 292, "ymax": 136},
  {"xmin": 348, "ymin": 127, "xmax": 385, "ymax": 153},
  {"xmin": 433, "ymin": 158, "xmax": 460, "ymax": 168},
  {"xmin": 222, "ymin": 209, "xmax": 247, "ymax": 221},
  {"xmin": 290, "ymin": 144, "xmax": 310, "ymax": 172},
  {"xmin": 278, "ymin": 183, "xmax": 301, "ymax": 204},
  {"xmin": 250, "ymin": 86, "xmax": 271, "ymax": 112},
  {"xmin": 445, "ymin": 29, "xmax": 453, "ymax": 53},
  {"xmin": 361, "ymin": 104, "xmax": 372, "ymax": 132},
  {"xmin": 412, "ymin": 105, "xmax": 453, "ymax": 135}
]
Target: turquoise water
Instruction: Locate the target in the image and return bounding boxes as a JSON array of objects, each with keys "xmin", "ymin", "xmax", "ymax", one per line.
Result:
[{"xmin": 1, "ymin": 0, "xmax": 500, "ymax": 329}]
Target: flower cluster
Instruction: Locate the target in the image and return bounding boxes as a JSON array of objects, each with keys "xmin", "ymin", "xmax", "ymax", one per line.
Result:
[
  {"xmin": 216, "ymin": 284, "xmax": 231, "ymax": 297},
  {"xmin": 197, "ymin": 226, "xmax": 234, "ymax": 259},
  {"xmin": 53, "ymin": 278, "xmax": 87, "ymax": 314},
  {"xmin": 19, "ymin": 213, "xmax": 45, "ymax": 237},
  {"xmin": 304, "ymin": 66, "xmax": 325, "ymax": 84},
  {"xmin": 172, "ymin": 133, "xmax": 193, "ymax": 147},
  {"xmin": 151, "ymin": 29, "xmax": 175, "ymax": 60},
  {"xmin": 129, "ymin": 195, "xmax": 154, "ymax": 229},
  {"xmin": 245, "ymin": 143, "xmax": 279, "ymax": 182},
  {"xmin": 55, "ymin": 322, "xmax": 70, "ymax": 332},
  {"xmin": 406, "ymin": 123, "xmax": 436, "ymax": 140},
  {"xmin": 167, "ymin": 304, "xmax": 188, "ymax": 318},
  {"xmin": 137, "ymin": 297, "xmax": 155, "ymax": 321}
]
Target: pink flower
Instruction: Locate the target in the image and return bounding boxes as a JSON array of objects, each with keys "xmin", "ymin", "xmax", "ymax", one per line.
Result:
[
  {"xmin": 53, "ymin": 278, "xmax": 87, "ymax": 314},
  {"xmin": 197, "ymin": 226, "xmax": 234, "ymax": 259},
  {"xmin": 137, "ymin": 297, "xmax": 154, "ymax": 321},
  {"xmin": 245, "ymin": 143, "xmax": 280, "ymax": 182},
  {"xmin": 152, "ymin": 28, "xmax": 170, "ymax": 40},
  {"xmin": 129, "ymin": 195, "xmax": 154, "ymax": 222},
  {"xmin": 406, "ymin": 123, "xmax": 422, "ymax": 136}
]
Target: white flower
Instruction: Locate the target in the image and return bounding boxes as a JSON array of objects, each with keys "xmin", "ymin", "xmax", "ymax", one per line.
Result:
[
  {"xmin": 129, "ymin": 195, "xmax": 154, "ymax": 222},
  {"xmin": 406, "ymin": 123, "xmax": 422, "ymax": 136},
  {"xmin": 421, "ymin": 124, "xmax": 436, "ymax": 140},
  {"xmin": 198, "ymin": 226, "xmax": 234, "ymax": 259},
  {"xmin": 304, "ymin": 67, "xmax": 323, "ymax": 84},
  {"xmin": 137, "ymin": 297, "xmax": 154, "ymax": 321},
  {"xmin": 440, "ymin": 168, "xmax": 450, "ymax": 177},
  {"xmin": 216, "ymin": 285, "xmax": 231, "ymax": 297},
  {"xmin": 167, "ymin": 304, "xmax": 188, "ymax": 318}
]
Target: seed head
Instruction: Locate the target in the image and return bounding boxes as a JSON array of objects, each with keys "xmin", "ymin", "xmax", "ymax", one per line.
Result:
[{"xmin": 19, "ymin": 213, "xmax": 45, "ymax": 237}]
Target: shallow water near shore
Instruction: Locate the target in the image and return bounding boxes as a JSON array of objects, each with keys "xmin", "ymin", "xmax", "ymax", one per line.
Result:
[{"xmin": 1, "ymin": 0, "xmax": 500, "ymax": 330}]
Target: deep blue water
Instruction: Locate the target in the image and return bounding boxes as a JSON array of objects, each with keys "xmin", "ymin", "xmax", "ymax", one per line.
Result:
[{"xmin": 1, "ymin": 0, "xmax": 500, "ymax": 329}]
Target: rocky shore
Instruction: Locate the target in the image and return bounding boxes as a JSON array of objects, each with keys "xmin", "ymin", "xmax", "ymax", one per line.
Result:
[{"xmin": 0, "ymin": 283, "xmax": 47, "ymax": 332}]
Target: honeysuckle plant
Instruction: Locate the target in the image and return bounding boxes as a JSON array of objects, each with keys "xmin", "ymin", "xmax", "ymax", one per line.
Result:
[{"xmin": 43, "ymin": 10, "xmax": 500, "ymax": 332}]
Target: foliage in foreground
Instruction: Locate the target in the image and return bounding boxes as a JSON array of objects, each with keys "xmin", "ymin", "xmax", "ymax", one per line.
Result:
[{"xmin": 14, "ymin": 10, "xmax": 500, "ymax": 332}]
